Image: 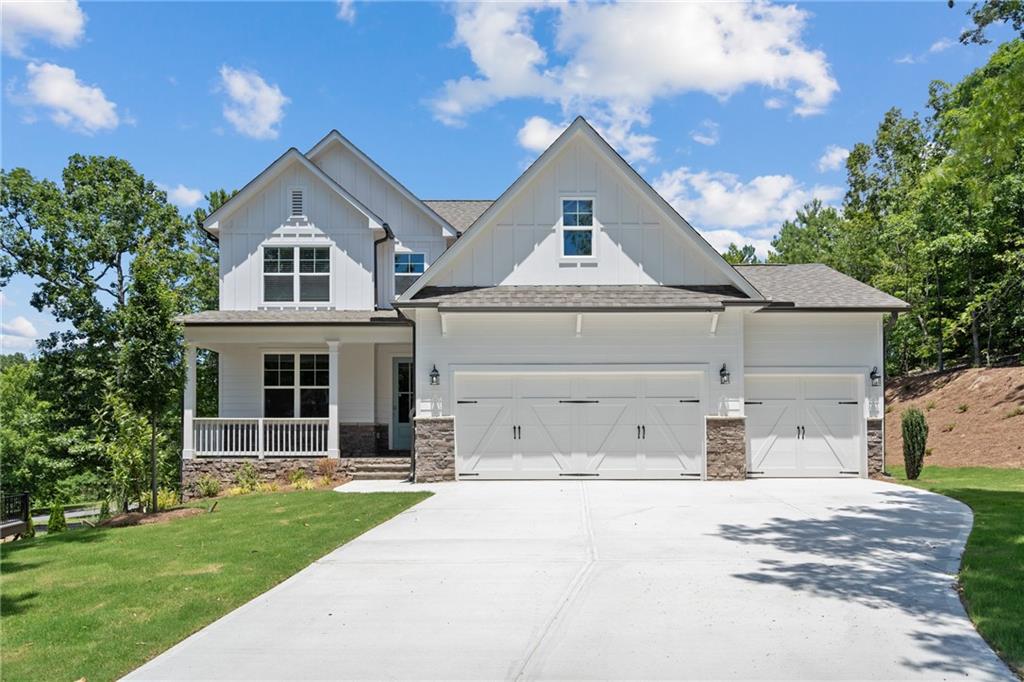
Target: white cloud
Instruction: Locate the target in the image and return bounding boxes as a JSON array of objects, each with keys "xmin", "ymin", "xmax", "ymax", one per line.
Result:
[
  {"xmin": 218, "ymin": 65, "xmax": 289, "ymax": 140},
  {"xmin": 817, "ymin": 144, "xmax": 850, "ymax": 172},
  {"xmin": 517, "ymin": 115, "xmax": 566, "ymax": 153},
  {"xmin": 24, "ymin": 62, "xmax": 119, "ymax": 134},
  {"xmin": 159, "ymin": 183, "xmax": 204, "ymax": 209},
  {"xmin": 653, "ymin": 166, "xmax": 843, "ymax": 255},
  {"xmin": 2, "ymin": 315, "xmax": 38, "ymax": 338},
  {"xmin": 1, "ymin": 0, "xmax": 85, "ymax": 58},
  {"xmin": 690, "ymin": 119, "xmax": 720, "ymax": 146},
  {"xmin": 432, "ymin": 2, "xmax": 837, "ymax": 162},
  {"xmin": 764, "ymin": 97, "xmax": 785, "ymax": 110},
  {"xmin": 894, "ymin": 54, "xmax": 919, "ymax": 65},
  {"xmin": 336, "ymin": 0, "xmax": 356, "ymax": 23},
  {"xmin": 929, "ymin": 37, "xmax": 954, "ymax": 53}
]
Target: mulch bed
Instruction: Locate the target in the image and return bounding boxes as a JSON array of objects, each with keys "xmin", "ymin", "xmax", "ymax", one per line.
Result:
[{"xmin": 100, "ymin": 508, "xmax": 205, "ymax": 528}]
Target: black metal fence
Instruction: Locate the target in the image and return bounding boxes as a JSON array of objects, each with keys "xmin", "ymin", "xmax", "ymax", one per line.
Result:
[{"xmin": 1, "ymin": 492, "xmax": 30, "ymax": 537}]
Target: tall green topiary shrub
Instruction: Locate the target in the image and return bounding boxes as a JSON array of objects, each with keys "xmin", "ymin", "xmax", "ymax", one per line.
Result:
[
  {"xmin": 902, "ymin": 408, "xmax": 928, "ymax": 480},
  {"xmin": 47, "ymin": 501, "xmax": 67, "ymax": 533}
]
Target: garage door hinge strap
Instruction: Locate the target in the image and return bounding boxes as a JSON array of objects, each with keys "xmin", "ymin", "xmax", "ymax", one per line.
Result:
[
  {"xmin": 679, "ymin": 399, "xmax": 700, "ymax": 403},
  {"xmin": 558, "ymin": 400, "xmax": 599, "ymax": 403},
  {"xmin": 457, "ymin": 400, "xmax": 478, "ymax": 404},
  {"xmin": 744, "ymin": 401, "xmax": 763, "ymax": 405},
  {"xmin": 839, "ymin": 470, "xmax": 860, "ymax": 475},
  {"xmin": 559, "ymin": 472, "xmax": 600, "ymax": 477},
  {"xmin": 838, "ymin": 401, "xmax": 859, "ymax": 405}
]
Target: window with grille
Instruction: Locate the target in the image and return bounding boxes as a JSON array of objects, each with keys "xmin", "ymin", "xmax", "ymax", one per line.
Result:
[
  {"xmin": 263, "ymin": 353, "xmax": 329, "ymax": 418},
  {"xmin": 394, "ymin": 252, "xmax": 426, "ymax": 297},
  {"xmin": 263, "ymin": 246, "xmax": 330, "ymax": 303},
  {"xmin": 561, "ymin": 199, "xmax": 594, "ymax": 257}
]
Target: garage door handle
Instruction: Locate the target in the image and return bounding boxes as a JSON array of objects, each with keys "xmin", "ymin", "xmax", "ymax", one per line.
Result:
[
  {"xmin": 745, "ymin": 401, "xmax": 763, "ymax": 405},
  {"xmin": 457, "ymin": 400, "xmax": 478, "ymax": 404},
  {"xmin": 637, "ymin": 425, "xmax": 641, "ymax": 439},
  {"xmin": 838, "ymin": 401, "xmax": 858, "ymax": 405},
  {"xmin": 679, "ymin": 399, "xmax": 700, "ymax": 403},
  {"xmin": 642, "ymin": 425, "xmax": 646, "ymax": 439},
  {"xmin": 559, "ymin": 399, "xmax": 599, "ymax": 403}
]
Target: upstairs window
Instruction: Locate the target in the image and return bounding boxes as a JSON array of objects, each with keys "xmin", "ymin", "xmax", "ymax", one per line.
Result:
[
  {"xmin": 562, "ymin": 199, "xmax": 594, "ymax": 257},
  {"xmin": 289, "ymin": 188, "xmax": 305, "ymax": 217},
  {"xmin": 394, "ymin": 252, "xmax": 426, "ymax": 297},
  {"xmin": 263, "ymin": 246, "xmax": 330, "ymax": 304}
]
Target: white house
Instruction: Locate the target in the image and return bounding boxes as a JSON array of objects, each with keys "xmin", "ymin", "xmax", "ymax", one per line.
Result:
[{"xmin": 179, "ymin": 118, "xmax": 908, "ymax": 494}]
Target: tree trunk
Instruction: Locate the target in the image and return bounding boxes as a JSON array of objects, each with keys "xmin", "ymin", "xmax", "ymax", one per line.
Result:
[
  {"xmin": 934, "ymin": 258, "xmax": 944, "ymax": 372},
  {"xmin": 150, "ymin": 413, "xmax": 159, "ymax": 514}
]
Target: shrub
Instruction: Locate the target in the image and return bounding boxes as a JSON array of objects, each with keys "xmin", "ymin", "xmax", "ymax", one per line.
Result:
[
  {"xmin": 47, "ymin": 501, "xmax": 67, "ymax": 533},
  {"xmin": 98, "ymin": 499, "xmax": 111, "ymax": 522},
  {"xmin": 956, "ymin": 403, "xmax": 969, "ymax": 413},
  {"xmin": 293, "ymin": 478, "xmax": 315, "ymax": 491},
  {"xmin": 196, "ymin": 474, "xmax": 222, "ymax": 498},
  {"xmin": 288, "ymin": 468, "xmax": 308, "ymax": 486},
  {"xmin": 316, "ymin": 458, "xmax": 339, "ymax": 479},
  {"xmin": 224, "ymin": 486, "xmax": 248, "ymax": 497},
  {"xmin": 318, "ymin": 475, "xmax": 334, "ymax": 488},
  {"xmin": 157, "ymin": 488, "xmax": 179, "ymax": 511},
  {"xmin": 1004, "ymin": 405, "xmax": 1024, "ymax": 419},
  {"xmin": 925, "ymin": 400, "xmax": 937, "ymax": 411},
  {"xmin": 255, "ymin": 482, "xmax": 279, "ymax": 493},
  {"xmin": 235, "ymin": 462, "xmax": 259, "ymax": 492},
  {"xmin": 23, "ymin": 515, "xmax": 36, "ymax": 539},
  {"xmin": 941, "ymin": 423, "xmax": 956, "ymax": 433},
  {"xmin": 902, "ymin": 408, "xmax": 928, "ymax": 480}
]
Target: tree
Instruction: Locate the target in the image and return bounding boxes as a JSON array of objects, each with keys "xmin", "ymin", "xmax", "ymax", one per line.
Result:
[
  {"xmin": 117, "ymin": 245, "xmax": 183, "ymax": 512},
  {"xmin": 954, "ymin": 0, "xmax": 1024, "ymax": 44},
  {"xmin": 721, "ymin": 243, "xmax": 760, "ymax": 264},
  {"xmin": 768, "ymin": 200, "xmax": 842, "ymax": 265}
]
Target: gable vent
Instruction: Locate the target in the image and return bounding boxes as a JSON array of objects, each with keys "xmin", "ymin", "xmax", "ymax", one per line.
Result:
[{"xmin": 290, "ymin": 188, "xmax": 304, "ymax": 217}]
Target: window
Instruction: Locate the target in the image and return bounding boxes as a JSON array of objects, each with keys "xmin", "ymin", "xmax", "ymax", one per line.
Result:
[
  {"xmin": 263, "ymin": 246, "xmax": 330, "ymax": 303},
  {"xmin": 263, "ymin": 353, "xmax": 329, "ymax": 418},
  {"xmin": 290, "ymin": 188, "xmax": 304, "ymax": 217},
  {"xmin": 561, "ymin": 199, "xmax": 594, "ymax": 257},
  {"xmin": 394, "ymin": 252, "xmax": 426, "ymax": 297}
]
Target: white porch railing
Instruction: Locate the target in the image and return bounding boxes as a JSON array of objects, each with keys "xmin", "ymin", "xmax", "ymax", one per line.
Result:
[{"xmin": 193, "ymin": 418, "xmax": 330, "ymax": 458}]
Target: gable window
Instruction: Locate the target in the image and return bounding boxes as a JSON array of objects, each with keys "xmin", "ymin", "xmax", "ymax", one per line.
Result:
[
  {"xmin": 394, "ymin": 252, "xmax": 426, "ymax": 297},
  {"xmin": 289, "ymin": 188, "xmax": 304, "ymax": 217},
  {"xmin": 562, "ymin": 199, "xmax": 594, "ymax": 257},
  {"xmin": 263, "ymin": 353, "xmax": 329, "ymax": 418},
  {"xmin": 263, "ymin": 246, "xmax": 330, "ymax": 304}
]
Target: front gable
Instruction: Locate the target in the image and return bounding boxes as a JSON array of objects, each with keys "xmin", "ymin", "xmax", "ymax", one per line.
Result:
[{"xmin": 399, "ymin": 118, "xmax": 761, "ymax": 298}]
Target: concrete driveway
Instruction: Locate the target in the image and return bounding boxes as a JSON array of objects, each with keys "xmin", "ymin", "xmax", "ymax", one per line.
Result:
[{"xmin": 129, "ymin": 479, "xmax": 1012, "ymax": 681}]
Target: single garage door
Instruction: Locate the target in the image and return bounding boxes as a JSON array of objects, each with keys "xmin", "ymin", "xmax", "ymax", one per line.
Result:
[
  {"xmin": 746, "ymin": 375, "xmax": 864, "ymax": 477},
  {"xmin": 455, "ymin": 371, "xmax": 704, "ymax": 479}
]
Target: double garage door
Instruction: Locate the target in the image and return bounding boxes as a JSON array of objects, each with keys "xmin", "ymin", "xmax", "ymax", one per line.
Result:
[
  {"xmin": 455, "ymin": 371, "xmax": 704, "ymax": 479},
  {"xmin": 746, "ymin": 375, "xmax": 865, "ymax": 477}
]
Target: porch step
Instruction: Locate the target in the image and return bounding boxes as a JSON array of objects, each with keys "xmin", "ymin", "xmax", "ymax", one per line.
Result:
[
  {"xmin": 347, "ymin": 457, "xmax": 412, "ymax": 481},
  {"xmin": 350, "ymin": 471, "xmax": 410, "ymax": 480}
]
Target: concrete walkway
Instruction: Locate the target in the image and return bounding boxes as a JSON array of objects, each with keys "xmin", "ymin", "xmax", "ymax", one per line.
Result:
[{"xmin": 129, "ymin": 479, "xmax": 1012, "ymax": 680}]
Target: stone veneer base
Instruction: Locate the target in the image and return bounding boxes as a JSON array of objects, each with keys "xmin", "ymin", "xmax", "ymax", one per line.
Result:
[
  {"xmin": 413, "ymin": 416, "xmax": 455, "ymax": 482},
  {"xmin": 867, "ymin": 418, "xmax": 885, "ymax": 478},
  {"xmin": 706, "ymin": 416, "xmax": 747, "ymax": 480}
]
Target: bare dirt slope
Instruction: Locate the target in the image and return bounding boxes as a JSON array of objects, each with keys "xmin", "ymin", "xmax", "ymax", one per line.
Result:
[{"xmin": 885, "ymin": 366, "xmax": 1024, "ymax": 469}]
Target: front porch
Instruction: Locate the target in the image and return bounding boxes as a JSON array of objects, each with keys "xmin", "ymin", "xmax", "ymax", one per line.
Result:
[{"xmin": 181, "ymin": 310, "xmax": 414, "ymax": 462}]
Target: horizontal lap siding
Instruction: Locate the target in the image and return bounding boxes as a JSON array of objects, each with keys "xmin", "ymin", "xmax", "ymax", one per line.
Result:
[{"xmin": 415, "ymin": 309, "xmax": 744, "ymax": 418}]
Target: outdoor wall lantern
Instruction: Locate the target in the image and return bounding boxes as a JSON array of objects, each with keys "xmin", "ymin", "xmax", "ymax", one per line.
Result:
[
  {"xmin": 719, "ymin": 363, "xmax": 731, "ymax": 385},
  {"xmin": 870, "ymin": 366, "xmax": 881, "ymax": 387},
  {"xmin": 429, "ymin": 365, "xmax": 440, "ymax": 386}
]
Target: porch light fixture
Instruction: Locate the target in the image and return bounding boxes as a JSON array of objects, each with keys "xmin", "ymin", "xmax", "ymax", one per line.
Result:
[
  {"xmin": 429, "ymin": 365, "xmax": 440, "ymax": 386},
  {"xmin": 719, "ymin": 363, "xmax": 730, "ymax": 385},
  {"xmin": 870, "ymin": 366, "xmax": 881, "ymax": 387}
]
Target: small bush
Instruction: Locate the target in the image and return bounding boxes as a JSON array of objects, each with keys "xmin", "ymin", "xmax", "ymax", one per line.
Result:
[
  {"xmin": 293, "ymin": 478, "xmax": 315, "ymax": 491},
  {"xmin": 902, "ymin": 408, "xmax": 928, "ymax": 480},
  {"xmin": 925, "ymin": 400, "xmax": 937, "ymax": 411},
  {"xmin": 316, "ymin": 458, "xmax": 339, "ymax": 479},
  {"xmin": 157, "ymin": 488, "xmax": 179, "ymax": 511},
  {"xmin": 941, "ymin": 423, "xmax": 956, "ymax": 433},
  {"xmin": 1004, "ymin": 405, "xmax": 1024, "ymax": 419},
  {"xmin": 98, "ymin": 499, "xmax": 112, "ymax": 522},
  {"xmin": 235, "ymin": 462, "xmax": 259, "ymax": 492},
  {"xmin": 318, "ymin": 475, "xmax": 334, "ymax": 488},
  {"xmin": 925, "ymin": 447, "xmax": 933, "ymax": 456},
  {"xmin": 47, "ymin": 501, "xmax": 67, "ymax": 533},
  {"xmin": 23, "ymin": 515, "xmax": 36, "ymax": 539},
  {"xmin": 196, "ymin": 474, "xmax": 222, "ymax": 498},
  {"xmin": 255, "ymin": 482, "xmax": 279, "ymax": 493},
  {"xmin": 225, "ymin": 486, "xmax": 248, "ymax": 497},
  {"xmin": 956, "ymin": 403, "xmax": 969, "ymax": 413},
  {"xmin": 288, "ymin": 468, "xmax": 308, "ymax": 486}
]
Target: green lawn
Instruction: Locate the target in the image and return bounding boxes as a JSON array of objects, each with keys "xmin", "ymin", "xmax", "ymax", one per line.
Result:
[
  {"xmin": 0, "ymin": 490, "xmax": 431, "ymax": 682},
  {"xmin": 891, "ymin": 466, "xmax": 1024, "ymax": 674}
]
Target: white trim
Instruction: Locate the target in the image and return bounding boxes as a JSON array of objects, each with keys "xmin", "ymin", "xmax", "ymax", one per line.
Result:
[
  {"xmin": 558, "ymin": 195, "xmax": 598, "ymax": 261},
  {"xmin": 397, "ymin": 117, "xmax": 763, "ymax": 302},
  {"xmin": 306, "ymin": 129, "xmax": 457, "ymax": 238}
]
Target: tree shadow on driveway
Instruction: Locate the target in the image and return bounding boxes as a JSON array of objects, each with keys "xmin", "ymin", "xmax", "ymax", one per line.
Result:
[{"xmin": 714, "ymin": 487, "xmax": 1014, "ymax": 680}]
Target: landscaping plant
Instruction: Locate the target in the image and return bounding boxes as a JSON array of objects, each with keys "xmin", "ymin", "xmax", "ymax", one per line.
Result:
[
  {"xmin": 901, "ymin": 408, "xmax": 928, "ymax": 480},
  {"xmin": 156, "ymin": 488, "xmax": 179, "ymax": 511},
  {"xmin": 196, "ymin": 474, "xmax": 221, "ymax": 498},
  {"xmin": 235, "ymin": 462, "xmax": 259, "ymax": 492},
  {"xmin": 47, "ymin": 501, "xmax": 67, "ymax": 533}
]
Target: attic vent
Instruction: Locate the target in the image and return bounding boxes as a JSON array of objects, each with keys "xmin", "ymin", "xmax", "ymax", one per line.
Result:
[{"xmin": 290, "ymin": 188, "xmax": 304, "ymax": 217}]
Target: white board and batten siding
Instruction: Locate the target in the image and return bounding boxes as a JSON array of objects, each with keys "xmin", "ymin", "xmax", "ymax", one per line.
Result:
[
  {"xmin": 218, "ymin": 163, "xmax": 375, "ymax": 311},
  {"xmin": 424, "ymin": 136, "xmax": 733, "ymax": 288}
]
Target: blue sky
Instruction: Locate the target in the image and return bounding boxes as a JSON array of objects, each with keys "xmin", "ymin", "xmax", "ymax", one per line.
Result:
[{"xmin": 0, "ymin": 1, "xmax": 1011, "ymax": 353}]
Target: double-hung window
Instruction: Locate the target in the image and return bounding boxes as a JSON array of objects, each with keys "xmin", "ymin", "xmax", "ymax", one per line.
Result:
[
  {"xmin": 561, "ymin": 199, "xmax": 594, "ymax": 257},
  {"xmin": 263, "ymin": 246, "xmax": 330, "ymax": 303},
  {"xmin": 263, "ymin": 353, "xmax": 329, "ymax": 418},
  {"xmin": 394, "ymin": 252, "xmax": 426, "ymax": 297}
]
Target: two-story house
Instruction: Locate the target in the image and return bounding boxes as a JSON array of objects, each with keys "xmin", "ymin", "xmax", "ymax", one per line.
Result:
[{"xmin": 180, "ymin": 117, "xmax": 908, "ymax": 495}]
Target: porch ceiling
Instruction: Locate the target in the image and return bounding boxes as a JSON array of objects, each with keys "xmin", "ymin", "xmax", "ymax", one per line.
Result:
[{"xmin": 182, "ymin": 310, "xmax": 411, "ymax": 348}]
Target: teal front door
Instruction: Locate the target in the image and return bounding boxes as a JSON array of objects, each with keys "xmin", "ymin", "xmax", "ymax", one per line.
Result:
[{"xmin": 391, "ymin": 358, "xmax": 413, "ymax": 450}]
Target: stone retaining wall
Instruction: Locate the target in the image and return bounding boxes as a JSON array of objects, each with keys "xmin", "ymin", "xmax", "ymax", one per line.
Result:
[
  {"xmin": 413, "ymin": 416, "xmax": 455, "ymax": 482},
  {"xmin": 867, "ymin": 418, "xmax": 885, "ymax": 478},
  {"xmin": 181, "ymin": 457, "xmax": 339, "ymax": 500},
  {"xmin": 706, "ymin": 416, "xmax": 747, "ymax": 480}
]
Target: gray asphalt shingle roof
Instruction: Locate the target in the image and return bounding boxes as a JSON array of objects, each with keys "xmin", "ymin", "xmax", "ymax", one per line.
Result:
[
  {"xmin": 735, "ymin": 264, "xmax": 910, "ymax": 311},
  {"xmin": 179, "ymin": 309, "xmax": 406, "ymax": 325},
  {"xmin": 401, "ymin": 285, "xmax": 759, "ymax": 311},
  {"xmin": 424, "ymin": 200, "xmax": 493, "ymax": 232}
]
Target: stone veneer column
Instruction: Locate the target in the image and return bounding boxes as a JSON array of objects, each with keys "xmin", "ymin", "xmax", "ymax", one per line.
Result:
[
  {"xmin": 867, "ymin": 418, "xmax": 885, "ymax": 478},
  {"xmin": 413, "ymin": 416, "xmax": 455, "ymax": 482},
  {"xmin": 705, "ymin": 416, "xmax": 747, "ymax": 480}
]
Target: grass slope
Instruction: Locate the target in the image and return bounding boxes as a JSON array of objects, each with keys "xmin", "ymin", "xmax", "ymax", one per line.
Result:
[
  {"xmin": 892, "ymin": 466, "xmax": 1024, "ymax": 674},
  {"xmin": 0, "ymin": 490, "xmax": 430, "ymax": 681}
]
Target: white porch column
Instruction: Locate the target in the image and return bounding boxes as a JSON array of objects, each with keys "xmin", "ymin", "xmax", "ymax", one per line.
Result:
[
  {"xmin": 182, "ymin": 344, "xmax": 197, "ymax": 460},
  {"xmin": 327, "ymin": 340, "xmax": 340, "ymax": 458}
]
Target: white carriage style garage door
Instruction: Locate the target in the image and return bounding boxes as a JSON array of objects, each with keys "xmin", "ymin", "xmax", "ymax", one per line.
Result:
[
  {"xmin": 454, "ymin": 371, "xmax": 704, "ymax": 479},
  {"xmin": 745, "ymin": 375, "xmax": 864, "ymax": 477}
]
